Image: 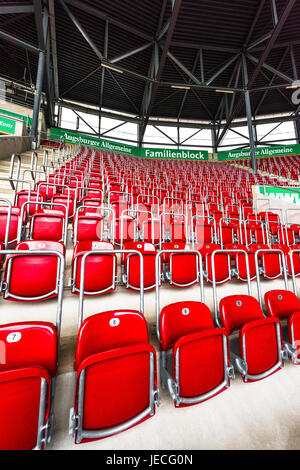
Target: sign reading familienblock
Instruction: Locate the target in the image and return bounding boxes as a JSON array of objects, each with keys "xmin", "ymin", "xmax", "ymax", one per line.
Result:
[
  {"xmin": 140, "ymin": 148, "xmax": 208, "ymax": 160},
  {"xmin": 0, "ymin": 115, "xmax": 16, "ymax": 134},
  {"xmin": 218, "ymin": 144, "xmax": 300, "ymax": 161}
]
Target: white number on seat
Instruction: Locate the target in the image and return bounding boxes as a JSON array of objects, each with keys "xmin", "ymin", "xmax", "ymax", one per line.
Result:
[{"xmin": 6, "ymin": 332, "xmax": 22, "ymax": 343}]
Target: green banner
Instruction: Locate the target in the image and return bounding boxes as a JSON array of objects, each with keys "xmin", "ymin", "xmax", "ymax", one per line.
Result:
[
  {"xmin": 0, "ymin": 115, "xmax": 16, "ymax": 134},
  {"xmin": 258, "ymin": 185, "xmax": 300, "ymax": 204},
  {"xmin": 218, "ymin": 144, "xmax": 300, "ymax": 161},
  {"xmin": 0, "ymin": 108, "xmax": 32, "ymax": 127},
  {"xmin": 50, "ymin": 127, "xmax": 209, "ymax": 161}
]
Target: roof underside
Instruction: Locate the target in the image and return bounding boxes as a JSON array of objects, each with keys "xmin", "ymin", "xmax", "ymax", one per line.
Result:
[{"xmin": 0, "ymin": 0, "xmax": 299, "ymax": 123}]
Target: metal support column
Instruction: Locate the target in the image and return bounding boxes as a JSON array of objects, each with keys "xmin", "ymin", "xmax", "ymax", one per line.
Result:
[
  {"xmin": 242, "ymin": 55, "xmax": 257, "ymax": 173},
  {"xmin": 211, "ymin": 127, "xmax": 218, "ymax": 154},
  {"xmin": 294, "ymin": 119, "xmax": 300, "ymax": 144},
  {"xmin": 138, "ymin": 123, "xmax": 144, "ymax": 147},
  {"xmin": 30, "ymin": 50, "xmax": 45, "ymax": 149},
  {"xmin": 30, "ymin": 12, "xmax": 48, "ymax": 149}
]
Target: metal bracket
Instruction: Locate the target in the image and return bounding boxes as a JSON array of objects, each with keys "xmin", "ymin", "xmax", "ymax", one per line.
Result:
[
  {"xmin": 230, "ymin": 267, "xmax": 238, "ymax": 277},
  {"xmin": 231, "ymin": 352, "xmax": 248, "ymax": 376},
  {"xmin": 227, "ymin": 364, "xmax": 235, "ymax": 380},
  {"xmin": 68, "ymin": 277, "xmax": 74, "ymax": 287},
  {"xmin": 283, "ymin": 341, "xmax": 297, "ymax": 362},
  {"xmin": 69, "ymin": 408, "xmax": 80, "ymax": 437},
  {"xmin": 0, "ymin": 280, "xmax": 7, "ymax": 293},
  {"xmin": 154, "ymin": 388, "xmax": 161, "ymax": 407}
]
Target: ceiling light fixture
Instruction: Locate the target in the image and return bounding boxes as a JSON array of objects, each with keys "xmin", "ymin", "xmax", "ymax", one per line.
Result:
[
  {"xmin": 171, "ymin": 85, "xmax": 191, "ymax": 90},
  {"xmin": 215, "ymin": 89, "xmax": 234, "ymax": 94},
  {"xmin": 102, "ymin": 63, "xmax": 123, "ymax": 73}
]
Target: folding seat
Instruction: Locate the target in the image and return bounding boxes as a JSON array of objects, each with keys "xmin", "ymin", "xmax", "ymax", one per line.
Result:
[
  {"xmin": 193, "ymin": 216, "xmax": 215, "ymax": 244},
  {"xmin": 171, "ymin": 217, "xmax": 187, "ymax": 242},
  {"xmin": 122, "ymin": 242, "xmax": 156, "ymax": 291},
  {"xmin": 217, "ymin": 221, "xmax": 236, "ymax": 246},
  {"xmin": 29, "ymin": 208, "xmax": 66, "ymax": 243},
  {"xmin": 69, "ymin": 249, "xmax": 159, "ymax": 443},
  {"xmin": 71, "ymin": 241, "xmax": 116, "ymax": 295},
  {"xmin": 197, "ymin": 243, "xmax": 231, "ymax": 285},
  {"xmin": 224, "ymin": 243, "xmax": 256, "ymax": 281},
  {"xmin": 289, "ymin": 245, "xmax": 300, "ymax": 277},
  {"xmin": 251, "ymin": 244, "xmax": 284, "ymax": 280},
  {"xmin": 51, "ymin": 193, "xmax": 74, "ymax": 219},
  {"xmin": 219, "ymin": 295, "xmax": 284, "ymax": 382},
  {"xmin": 156, "ymin": 251, "xmax": 233, "ymax": 407},
  {"xmin": 141, "ymin": 217, "xmax": 161, "ymax": 245},
  {"xmin": 15, "ymin": 190, "xmax": 46, "ymax": 217},
  {"xmin": 0, "ymin": 246, "xmax": 64, "ymax": 449},
  {"xmin": 81, "ymin": 196, "xmax": 102, "ymax": 212},
  {"xmin": 0, "ymin": 205, "xmax": 21, "ymax": 246},
  {"xmin": 163, "ymin": 245, "xmax": 200, "ymax": 287},
  {"xmin": 264, "ymin": 290, "xmax": 300, "ymax": 364},
  {"xmin": 73, "ymin": 207, "xmax": 104, "ymax": 244},
  {"xmin": 114, "ymin": 215, "xmax": 137, "ymax": 246},
  {"xmin": 278, "ymin": 225, "xmax": 296, "ymax": 245},
  {"xmin": 289, "ymin": 224, "xmax": 300, "ymax": 243},
  {"xmin": 2, "ymin": 240, "xmax": 65, "ymax": 301}
]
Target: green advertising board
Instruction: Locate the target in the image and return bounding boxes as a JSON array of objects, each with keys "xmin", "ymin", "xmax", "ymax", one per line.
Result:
[
  {"xmin": 0, "ymin": 108, "xmax": 32, "ymax": 127},
  {"xmin": 0, "ymin": 115, "xmax": 16, "ymax": 134},
  {"xmin": 218, "ymin": 144, "xmax": 300, "ymax": 161},
  {"xmin": 50, "ymin": 127, "xmax": 209, "ymax": 161},
  {"xmin": 258, "ymin": 185, "xmax": 300, "ymax": 204}
]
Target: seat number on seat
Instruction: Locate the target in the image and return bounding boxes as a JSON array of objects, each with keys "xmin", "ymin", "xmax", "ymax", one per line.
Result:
[
  {"xmin": 109, "ymin": 318, "xmax": 120, "ymax": 327},
  {"xmin": 6, "ymin": 332, "xmax": 22, "ymax": 343},
  {"xmin": 182, "ymin": 308, "xmax": 190, "ymax": 315}
]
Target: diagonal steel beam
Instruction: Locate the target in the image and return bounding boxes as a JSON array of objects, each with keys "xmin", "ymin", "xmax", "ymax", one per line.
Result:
[
  {"xmin": 62, "ymin": 65, "xmax": 102, "ymax": 97},
  {"xmin": 177, "ymin": 50, "xmax": 200, "ymax": 119},
  {"xmin": 59, "ymin": 0, "xmax": 103, "ymax": 61},
  {"xmin": 106, "ymin": 68, "xmax": 139, "ymax": 113},
  {"xmin": 243, "ymin": 0, "xmax": 267, "ymax": 47},
  {"xmin": 101, "ymin": 121, "xmax": 126, "ymax": 137},
  {"xmin": 180, "ymin": 128, "xmax": 203, "ymax": 145},
  {"xmin": 73, "ymin": 108, "xmax": 98, "ymax": 135},
  {"xmin": 205, "ymin": 53, "xmax": 240, "ymax": 85},
  {"xmin": 110, "ymin": 41, "xmax": 154, "ymax": 64},
  {"xmin": 0, "ymin": 29, "xmax": 40, "ymax": 54},
  {"xmin": 247, "ymin": 0, "xmax": 296, "ymax": 89},
  {"xmin": 246, "ymin": 52, "xmax": 293, "ymax": 84},
  {"xmin": 169, "ymin": 56, "xmax": 214, "ymax": 120},
  {"xmin": 247, "ymin": 31, "xmax": 272, "ymax": 50},
  {"xmin": 254, "ymin": 46, "xmax": 290, "ymax": 116},
  {"xmin": 63, "ymin": 0, "xmax": 153, "ymax": 41},
  {"xmin": 153, "ymin": 125, "xmax": 178, "ymax": 145}
]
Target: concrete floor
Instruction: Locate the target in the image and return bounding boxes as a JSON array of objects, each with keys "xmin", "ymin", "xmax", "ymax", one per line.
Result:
[{"xmin": 1, "ymin": 149, "xmax": 300, "ymax": 450}]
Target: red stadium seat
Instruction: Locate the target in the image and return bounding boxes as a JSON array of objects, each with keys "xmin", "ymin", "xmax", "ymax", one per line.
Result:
[
  {"xmin": 265, "ymin": 290, "xmax": 300, "ymax": 363},
  {"xmin": 220, "ymin": 295, "xmax": 283, "ymax": 382},
  {"xmin": 159, "ymin": 301, "xmax": 232, "ymax": 406},
  {"xmin": 70, "ymin": 310, "xmax": 159, "ymax": 443},
  {"xmin": 122, "ymin": 242, "xmax": 156, "ymax": 291},
  {"xmin": 2, "ymin": 240, "xmax": 65, "ymax": 301},
  {"xmin": 71, "ymin": 241, "xmax": 116, "ymax": 295}
]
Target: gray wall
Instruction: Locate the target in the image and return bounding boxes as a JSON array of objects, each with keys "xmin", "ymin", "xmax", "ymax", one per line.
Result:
[{"xmin": 0, "ymin": 135, "xmax": 31, "ymax": 160}]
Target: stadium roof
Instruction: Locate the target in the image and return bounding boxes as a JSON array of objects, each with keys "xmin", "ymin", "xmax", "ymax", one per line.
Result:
[{"xmin": 0, "ymin": 0, "xmax": 299, "ymax": 137}]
